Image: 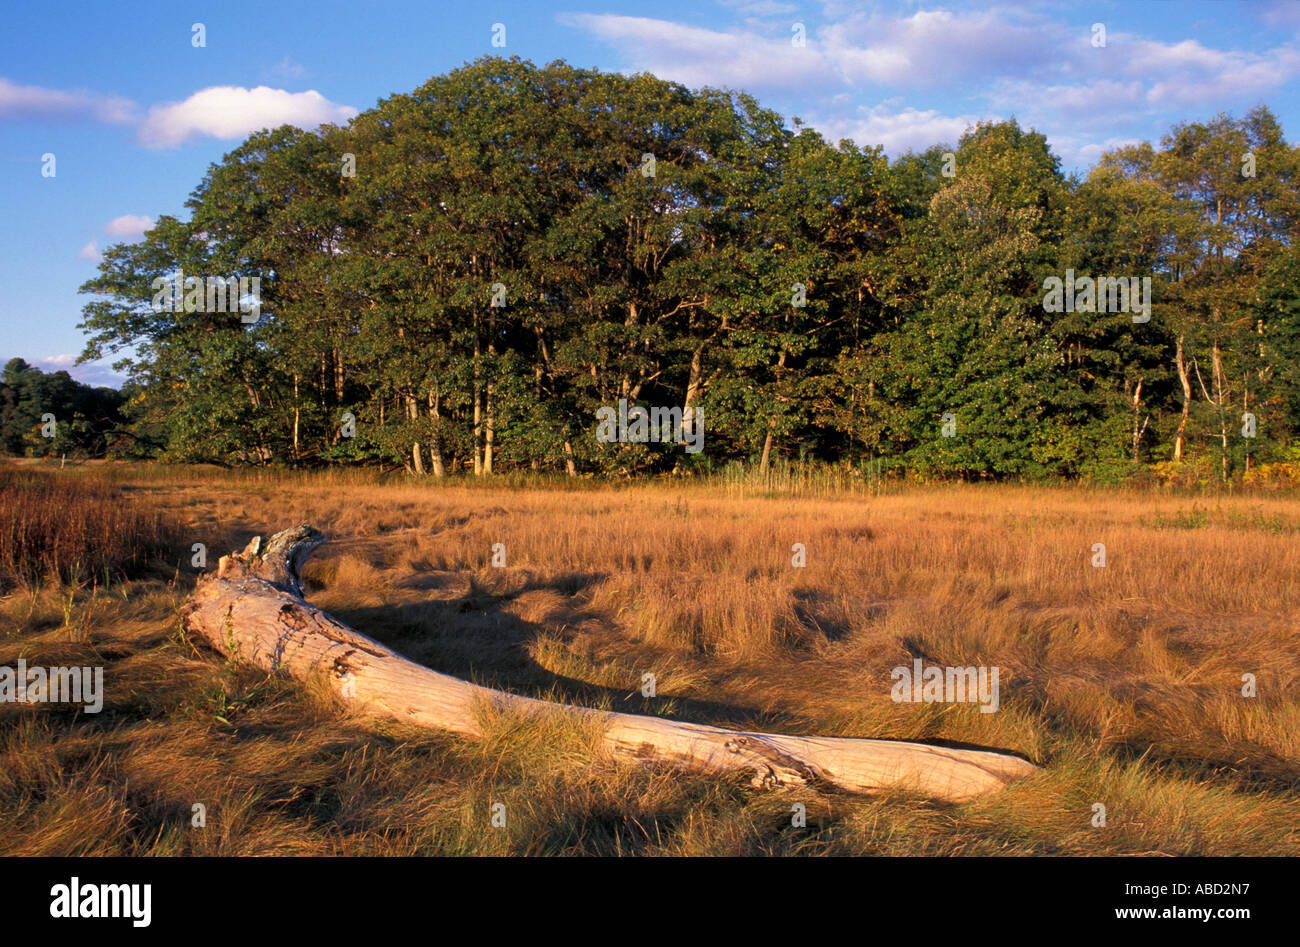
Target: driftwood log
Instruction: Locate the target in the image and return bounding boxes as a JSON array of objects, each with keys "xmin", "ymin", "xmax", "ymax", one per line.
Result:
[{"xmin": 183, "ymin": 526, "xmax": 1037, "ymax": 802}]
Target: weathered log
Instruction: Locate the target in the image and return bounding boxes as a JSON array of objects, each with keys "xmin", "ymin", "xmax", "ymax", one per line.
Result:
[{"xmin": 183, "ymin": 525, "xmax": 1038, "ymax": 802}]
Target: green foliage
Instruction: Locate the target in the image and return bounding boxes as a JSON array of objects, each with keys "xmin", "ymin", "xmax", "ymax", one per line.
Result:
[
  {"xmin": 0, "ymin": 358, "xmax": 127, "ymax": 458},
  {"xmin": 72, "ymin": 59, "xmax": 1300, "ymax": 482}
]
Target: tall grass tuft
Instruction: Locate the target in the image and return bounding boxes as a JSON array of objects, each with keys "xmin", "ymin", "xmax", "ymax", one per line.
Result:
[{"xmin": 0, "ymin": 469, "xmax": 176, "ymax": 589}]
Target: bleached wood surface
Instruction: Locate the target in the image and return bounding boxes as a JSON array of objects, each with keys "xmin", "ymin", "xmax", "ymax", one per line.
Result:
[{"xmin": 183, "ymin": 525, "xmax": 1038, "ymax": 802}]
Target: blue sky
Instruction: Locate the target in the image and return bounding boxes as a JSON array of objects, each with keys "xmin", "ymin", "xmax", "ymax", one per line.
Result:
[{"xmin": 3, "ymin": 0, "xmax": 1298, "ymax": 387}]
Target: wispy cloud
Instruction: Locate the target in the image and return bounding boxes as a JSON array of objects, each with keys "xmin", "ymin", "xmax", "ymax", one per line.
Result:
[
  {"xmin": 562, "ymin": 5, "xmax": 1300, "ymax": 167},
  {"xmin": 558, "ymin": 13, "xmax": 833, "ymax": 90},
  {"xmin": 25, "ymin": 354, "xmax": 124, "ymax": 388},
  {"xmin": 0, "ymin": 77, "xmax": 137, "ymax": 124},
  {"xmin": 719, "ymin": 0, "xmax": 800, "ymax": 18},
  {"xmin": 820, "ymin": 8, "xmax": 1066, "ymax": 88},
  {"xmin": 1125, "ymin": 40, "xmax": 1300, "ymax": 108},
  {"xmin": 0, "ymin": 76, "xmax": 356, "ymax": 150},
  {"xmin": 266, "ymin": 56, "xmax": 308, "ymax": 80},
  {"xmin": 1252, "ymin": 0, "xmax": 1300, "ymax": 29},
  {"xmin": 812, "ymin": 102, "xmax": 983, "ymax": 154}
]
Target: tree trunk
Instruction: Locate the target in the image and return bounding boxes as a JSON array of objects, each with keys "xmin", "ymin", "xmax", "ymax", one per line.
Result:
[
  {"xmin": 760, "ymin": 350, "xmax": 786, "ymax": 476},
  {"xmin": 1243, "ymin": 377, "xmax": 1251, "ymax": 474},
  {"xmin": 1173, "ymin": 334, "xmax": 1191, "ymax": 462},
  {"xmin": 405, "ymin": 395, "xmax": 425, "ymax": 476},
  {"xmin": 484, "ymin": 307, "xmax": 496, "ymax": 476},
  {"xmin": 473, "ymin": 313, "xmax": 483, "ymax": 477},
  {"xmin": 683, "ymin": 345, "xmax": 705, "ymax": 437},
  {"xmin": 183, "ymin": 527, "xmax": 1038, "ymax": 803},
  {"xmin": 1130, "ymin": 378, "xmax": 1147, "ymax": 463},
  {"xmin": 483, "ymin": 385, "xmax": 495, "ymax": 476},
  {"xmin": 427, "ymin": 388, "xmax": 445, "ymax": 478},
  {"xmin": 1212, "ymin": 339, "xmax": 1228, "ymax": 482}
]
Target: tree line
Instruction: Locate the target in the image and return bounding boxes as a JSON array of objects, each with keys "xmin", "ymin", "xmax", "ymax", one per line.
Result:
[
  {"xmin": 69, "ymin": 56, "xmax": 1300, "ymax": 481},
  {"xmin": 0, "ymin": 358, "xmax": 127, "ymax": 459}
]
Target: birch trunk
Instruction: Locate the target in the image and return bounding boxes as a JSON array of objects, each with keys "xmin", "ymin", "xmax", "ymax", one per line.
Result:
[{"xmin": 1174, "ymin": 335, "xmax": 1192, "ymax": 462}]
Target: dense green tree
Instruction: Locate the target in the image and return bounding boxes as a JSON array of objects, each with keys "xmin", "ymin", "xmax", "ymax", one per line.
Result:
[
  {"xmin": 0, "ymin": 358, "xmax": 126, "ymax": 458},
  {"xmin": 73, "ymin": 58, "xmax": 1300, "ymax": 482}
]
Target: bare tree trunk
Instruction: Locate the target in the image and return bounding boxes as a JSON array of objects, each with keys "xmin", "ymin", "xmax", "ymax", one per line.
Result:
[
  {"xmin": 483, "ymin": 385, "xmax": 495, "ymax": 477},
  {"xmin": 184, "ymin": 527, "xmax": 1039, "ymax": 803},
  {"xmin": 683, "ymin": 344, "xmax": 714, "ymax": 450},
  {"xmin": 1212, "ymin": 339, "xmax": 1228, "ymax": 481},
  {"xmin": 405, "ymin": 395, "xmax": 425, "ymax": 476},
  {"xmin": 1173, "ymin": 335, "xmax": 1192, "ymax": 462},
  {"xmin": 1243, "ymin": 376, "xmax": 1251, "ymax": 474},
  {"xmin": 472, "ymin": 312, "xmax": 483, "ymax": 476},
  {"xmin": 760, "ymin": 350, "xmax": 787, "ymax": 476},
  {"xmin": 1130, "ymin": 378, "xmax": 1147, "ymax": 463},
  {"xmin": 1257, "ymin": 318, "xmax": 1270, "ymax": 384},
  {"xmin": 426, "ymin": 388, "xmax": 445, "ymax": 478},
  {"xmin": 484, "ymin": 307, "xmax": 496, "ymax": 476}
]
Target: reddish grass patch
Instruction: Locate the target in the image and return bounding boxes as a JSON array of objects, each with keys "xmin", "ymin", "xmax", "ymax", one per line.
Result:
[{"xmin": 0, "ymin": 469, "xmax": 176, "ymax": 588}]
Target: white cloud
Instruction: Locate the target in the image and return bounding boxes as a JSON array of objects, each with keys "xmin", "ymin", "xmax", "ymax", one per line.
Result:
[
  {"xmin": 77, "ymin": 241, "xmax": 101, "ymax": 262},
  {"xmin": 811, "ymin": 103, "xmax": 983, "ymax": 155},
  {"xmin": 1050, "ymin": 134, "xmax": 1142, "ymax": 171},
  {"xmin": 1, "ymin": 77, "xmax": 358, "ymax": 153},
  {"xmin": 992, "ymin": 79, "xmax": 1144, "ymax": 117},
  {"xmin": 104, "ymin": 214, "xmax": 155, "ymax": 239},
  {"xmin": 139, "ymin": 85, "xmax": 358, "ymax": 149},
  {"xmin": 821, "ymin": 8, "xmax": 1063, "ymax": 87},
  {"xmin": 0, "ymin": 77, "xmax": 137, "ymax": 124},
  {"xmin": 563, "ymin": 8, "xmax": 1069, "ymax": 93},
  {"xmin": 563, "ymin": 4, "xmax": 1300, "ymax": 174},
  {"xmin": 986, "ymin": 78, "xmax": 1146, "ymax": 136},
  {"xmin": 559, "ymin": 14, "xmax": 833, "ymax": 90},
  {"xmin": 31, "ymin": 355, "xmax": 124, "ymax": 388},
  {"xmin": 1127, "ymin": 41, "xmax": 1300, "ymax": 108}
]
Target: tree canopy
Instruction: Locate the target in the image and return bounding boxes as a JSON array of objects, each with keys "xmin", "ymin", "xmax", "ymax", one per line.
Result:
[
  {"xmin": 0, "ymin": 358, "xmax": 128, "ymax": 459},
  {"xmin": 62, "ymin": 57, "xmax": 1300, "ymax": 482}
]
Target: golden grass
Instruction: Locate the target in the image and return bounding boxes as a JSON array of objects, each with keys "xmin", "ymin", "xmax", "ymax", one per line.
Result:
[
  {"xmin": 0, "ymin": 468, "xmax": 1297, "ymax": 855},
  {"xmin": 0, "ymin": 468, "xmax": 176, "ymax": 590}
]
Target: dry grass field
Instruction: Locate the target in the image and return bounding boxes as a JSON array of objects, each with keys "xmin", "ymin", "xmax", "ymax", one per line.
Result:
[{"xmin": 1, "ymin": 463, "xmax": 1298, "ymax": 855}]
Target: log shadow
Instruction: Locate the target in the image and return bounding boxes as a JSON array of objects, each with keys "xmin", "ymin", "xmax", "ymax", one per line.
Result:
[
  {"xmin": 315, "ymin": 569, "xmax": 1041, "ymax": 765},
  {"xmin": 791, "ymin": 588, "xmax": 853, "ymax": 643},
  {"xmin": 331, "ymin": 574, "xmax": 811, "ymax": 734},
  {"xmin": 1101, "ymin": 738, "xmax": 1298, "ymax": 796}
]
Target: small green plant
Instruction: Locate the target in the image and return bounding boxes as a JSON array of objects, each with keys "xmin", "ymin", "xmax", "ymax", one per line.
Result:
[{"xmin": 203, "ymin": 671, "xmax": 277, "ymax": 726}]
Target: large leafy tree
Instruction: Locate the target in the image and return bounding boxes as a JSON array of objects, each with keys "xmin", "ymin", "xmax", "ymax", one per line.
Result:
[{"xmin": 72, "ymin": 60, "xmax": 1300, "ymax": 481}]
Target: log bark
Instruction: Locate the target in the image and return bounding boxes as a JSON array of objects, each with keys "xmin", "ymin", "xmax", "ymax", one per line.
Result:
[{"xmin": 183, "ymin": 526, "xmax": 1038, "ymax": 802}]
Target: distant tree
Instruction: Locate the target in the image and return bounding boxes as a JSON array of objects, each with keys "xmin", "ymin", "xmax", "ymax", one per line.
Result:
[{"xmin": 0, "ymin": 357, "xmax": 125, "ymax": 458}]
